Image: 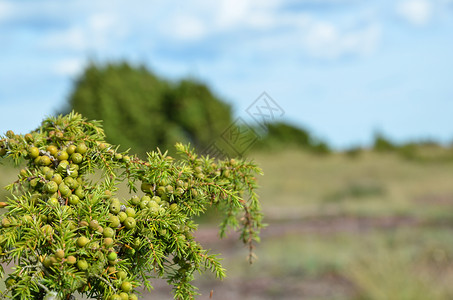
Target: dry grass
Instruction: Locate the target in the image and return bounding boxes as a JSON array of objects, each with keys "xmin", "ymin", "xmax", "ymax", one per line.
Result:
[{"xmin": 251, "ymin": 149, "xmax": 453, "ymax": 220}]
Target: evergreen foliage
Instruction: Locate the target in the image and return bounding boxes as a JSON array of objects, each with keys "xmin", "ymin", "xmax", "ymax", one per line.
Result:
[{"xmin": 0, "ymin": 112, "xmax": 262, "ymax": 300}]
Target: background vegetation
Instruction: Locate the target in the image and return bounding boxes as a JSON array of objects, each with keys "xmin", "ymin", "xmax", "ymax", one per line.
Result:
[{"xmin": 62, "ymin": 62, "xmax": 233, "ymax": 158}]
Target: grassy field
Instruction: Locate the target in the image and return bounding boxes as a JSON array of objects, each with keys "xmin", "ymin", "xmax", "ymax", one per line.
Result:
[
  {"xmin": 189, "ymin": 149, "xmax": 453, "ymax": 300},
  {"xmin": 254, "ymin": 149, "xmax": 453, "ymax": 221},
  {"xmin": 2, "ymin": 149, "xmax": 453, "ymax": 299}
]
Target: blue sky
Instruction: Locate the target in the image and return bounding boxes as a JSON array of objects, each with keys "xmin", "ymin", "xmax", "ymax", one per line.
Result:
[{"xmin": 0, "ymin": 0, "xmax": 452, "ymax": 149}]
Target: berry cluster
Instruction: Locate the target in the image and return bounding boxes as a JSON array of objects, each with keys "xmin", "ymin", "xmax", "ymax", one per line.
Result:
[{"xmin": 0, "ymin": 112, "xmax": 263, "ymax": 300}]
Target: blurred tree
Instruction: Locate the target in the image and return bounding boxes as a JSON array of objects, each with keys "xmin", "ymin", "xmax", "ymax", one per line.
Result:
[
  {"xmin": 255, "ymin": 122, "xmax": 330, "ymax": 154},
  {"xmin": 165, "ymin": 79, "xmax": 232, "ymax": 150},
  {"xmin": 63, "ymin": 62, "xmax": 233, "ymax": 157},
  {"xmin": 372, "ymin": 132, "xmax": 396, "ymax": 152}
]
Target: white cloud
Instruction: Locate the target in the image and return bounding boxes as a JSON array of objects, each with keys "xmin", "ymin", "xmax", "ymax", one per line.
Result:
[
  {"xmin": 303, "ymin": 21, "xmax": 382, "ymax": 59},
  {"xmin": 396, "ymin": 0, "xmax": 433, "ymax": 25},
  {"xmin": 305, "ymin": 22, "xmax": 337, "ymax": 52},
  {"xmin": 42, "ymin": 26, "xmax": 87, "ymax": 50},
  {"xmin": 180, "ymin": 0, "xmax": 381, "ymax": 60},
  {"xmin": 87, "ymin": 13, "xmax": 126, "ymax": 48},
  {"xmin": 89, "ymin": 13, "xmax": 116, "ymax": 35},
  {"xmin": 218, "ymin": 0, "xmax": 290, "ymax": 30},
  {"xmin": 40, "ymin": 12, "xmax": 124, "ymax": 51},
  {"xmin": 52, "ymin": 58, "xmax": 84, "ymax": 76},
  {"xmin": 0, "ymin": 1, "xmax": 13, "ymax": 21},
  {"xmin": 146, "ymin": 1, "xmax": 383, "ymax": 61},
  {"xmin": 158, "ymin": 0, "xmax": 283, "ymax": 41},
  {"xmin": 161, "ymin": 14, "xmax": 207, "ymax": 41},
  {"xmin": 216, "ymin": 0, "xmax": 250, "ymax": 29},
  {"xmin": 36, "ymin": 0, "xmax": 380, "ymax": 62}
]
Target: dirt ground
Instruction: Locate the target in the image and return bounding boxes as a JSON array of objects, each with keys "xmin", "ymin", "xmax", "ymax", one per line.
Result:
[{"xmin": 142, "ymin": 213, "xmax": 439, "ymax": 300}]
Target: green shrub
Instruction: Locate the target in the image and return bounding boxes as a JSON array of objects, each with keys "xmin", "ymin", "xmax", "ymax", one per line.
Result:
[
  {"xmin": 372, "ymin": 133, "xmax": 396, "ymax": 152},
  {"xmin": 0, "ymin": 112, "xmax": 262, "ymax": 300}
]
